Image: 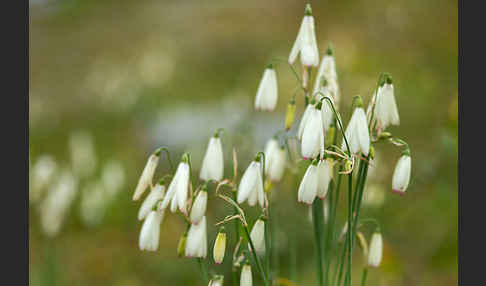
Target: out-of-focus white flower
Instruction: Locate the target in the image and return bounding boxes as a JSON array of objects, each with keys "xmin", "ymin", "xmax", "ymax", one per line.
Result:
[
  {"xmin": 138, "ymin": 182, "xmax": 165, "ymax": 221},
  {"xmin": 301, "ymin": 103, "xmax": 325, "ymax": 160},
  {"xmin": 313, "ymin": 49, "xmax": 340, "ymax": 107},
  {"xmin": 40, "ymin": 170, "xmax": 78, "ymax": 237},
  {"xmin": 298, "ymin": 160, "xmax": 319, "ymax": 205},
  {"xmin": 374, "ymin": 76, "xmax": 400, "ymax": 130},
  {"xmin": 69, "ymin": 130, "xmax": 97, "ymax": 178},
  {"xmin": 368, "ymin": 232, "xmax": 383, "ymax": 267},
  {"xmin": 213, "ymin": 227, "xmax": 227, "ymax": 264},
  {"xmin": 30, "ymin": 155, "xmax": 57, "ymax": 203},
  {"xmin": 79, "ymin": 181, "xmax": 108, "ymax": 227},
  {"xmin": 288, "ymin": 4, "xmax": 319, "ymax": 67},
  {"xmin": 248, "ymin": 218, "xmax": 265, "ymax": 256},
  {"xmin": 342, "ymin": 106, "xmax": 370, "ymax": 156},
  {"xmin": 101, "ymin": 159, "xmax": 125, "ymax": 197},
  {"xmin": 237, "ymin": 159, "xmax": 265, "ymax": 208},
  {"xmin": 392, "ymin": 153, "xmax": 411, "ymax": 195},
  {"xmin": 139, "ymin": 209, "xmax": 165, "ymax": 251},
  {"xmin": 190, "ymin": 187, "xmax": 208, "ymax": 224},
  {"xmin": 363, "ymin": 184, "xmax": 386, "ymax": 208},
  {"xmin": 185, "ymin": 216, "xmax": 208, "ymax": 258},
  {"xmin": 264, "ymin": 138, "xmax": 287, "ymax": 182},
  {"xmin": 316, "ymin": 159, "xmax": 331, "ymax": 199},
  {"xmin": 132, "ymin": 150, "xmax": 160, "ymax": 201},
  {"xmin": 240, "ymin": 263, "xmax": 253, "ymax": 286},
  {"xmin": 200, "ymin": 135, "xmax": 224, "ymax": 182},
  {"xmin": 160, "ymin": 154, "xmax": 190, "ymax": 214},
  {"xmin": 255, "ymin": 66, "xmax": 278, "ymax": 111}
]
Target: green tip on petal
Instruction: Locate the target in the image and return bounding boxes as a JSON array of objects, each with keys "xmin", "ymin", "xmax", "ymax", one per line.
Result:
[
  {"xmin": 310, "ymin": 98, "xmax": 317, "ymax": 105},
  {"xmin": 181, "ymin": 153, "xmax": 189, "ymax": 163},
  {"xmin": 355, "ymin": 96, "xmax": 364, "ymax": 108},
  {"xmin": 326, "ymin": 45, "xmax": 334, "ymax": 56},
  {"xmin": 315, "ymin": 102, "xmax": 323, "ymax": 110},
  {"xmin": 219, "ymin": 226, "xmax": 226, "ymax": 234},
  {"xmin": 385, "ymin": 74, "xmax": 393, "ymax": 84},
  {"xmin": 402, "ymin": 148, "xmax": 411, "ymax": 157},
  {"xmin": 267, "ymin": 63, "xmax": 274, "ymax": 69},
  {"xmin": 305, "ymin": 3, "xmax": 312, "ymax": 15},
  {"xmin": 154, "ymin": 147, "xmax": 162, "ymax": 156},
  {"xmin": 311, "ymin": 157, "xmax": 320, "ymax": 166}
]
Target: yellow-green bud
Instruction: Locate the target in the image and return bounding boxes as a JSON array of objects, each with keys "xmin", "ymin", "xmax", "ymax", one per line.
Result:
[
  {"xmin": 285, "ymin": 100, "xmax": 297, "ymax": 131},
  {"xmin": 177, "ymin": 232, "xmax": 187, "ymax": 257},
  {"xmin": 213, "ymin": 228, "xmax": 227, "ymax": 264},
  {"xmin": 356, "ymin": 231, "xmax": 368, "ymax": 257},
  {"xmin": 344, "ymin": 160, "xmax": 353, "ymax": 173},
  {"xmin": 369, "ymin": 146, "xmax": 375, "ymax": 160}
]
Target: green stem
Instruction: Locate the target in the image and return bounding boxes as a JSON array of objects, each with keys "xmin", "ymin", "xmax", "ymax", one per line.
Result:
[
  {"xmin": 243, "ymin": 225, "xmax": 269, "ymax": 286},
  {"xmin": 344, "ymin": 173, "xmax": 353, "ymax": 286},
  {"xmin": 312, "ymin": 198, "xmax": 325, "ymax": 286},
  {"xmin": 361, "ymin": 268, "xmax": 368, "ymax": 286},
  {"xmin": 197, "ymin": 258, "xmax": 209, "ymax": 284}
]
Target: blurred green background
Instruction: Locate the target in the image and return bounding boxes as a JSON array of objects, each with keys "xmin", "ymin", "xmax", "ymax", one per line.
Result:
[{"xmin": 29, "ymin": 0, "xmax": 457, "ymax": 285}]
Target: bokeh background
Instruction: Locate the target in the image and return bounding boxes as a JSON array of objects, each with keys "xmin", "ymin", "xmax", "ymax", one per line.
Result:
[{"xmin": 29, "ymin": 0, "xmax": 457, "ymax": 285}]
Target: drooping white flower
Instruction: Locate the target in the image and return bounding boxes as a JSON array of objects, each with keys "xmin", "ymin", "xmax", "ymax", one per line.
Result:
[
  {"xmin": 301, "ymin": 103, "xmax": 325, "ymax": 160},
  {"xmin": 288, "ymin": 4, "xmax": 319, "ymax": 67},
  {"xmin": 139, "ymin": 209, "xmax": 165, "ymax": 251},
  {"xmin": 237, "ymin": 159, "xmax": 265, "ymax": 208},
  {"xmin": 69, "ymin": 130, "xmax": 97, "ymax": 178},
  {"xmin": 132, "ymin": 150, "xmax": 160, "ymax": 201},
  {"xmin": 313, "ymin": 49, "xmax": 340, "ymax": 107},
  {"xmin": 240, "ymin": 264, "xmax": 253, "ymax": 286},
  {"xmin": 248, "ymin": 218, "xmax": 265, "ymax": 256},
  {"xmin": 190, "ymin": 187, "xmax": 208, "ymax": 224},
  {"xmin": 264, "ymin": 138, "xmax": 287, "ymax": 182},
  {"xmin": 255, "ymin": 66, "xmax": 278, "ymax": 111},
  {"xmin": 160, "ymin": 154, "xmax": 191, "ymax": 214},
  {"xmin": 40, "ymin": 170, "xmax": 78, "ymax": 237},
  {"xmin": 200, "ymin": 135, "xmax": 224, "ymax": 182},
  {"xmin": 317, "ymin": 88, "xmax": 335, "ymax": 131},
  {"xmin": 138, "ymin": 182, "xmax": 165, "ymax": 221},
  {"xmin": 297, "ymin": 160, "xmax": 319, "ymax": 204},
  {"xmin": 342, "ymin": 106, "xmax": 370, "ymax": 156},
  {"xmin": 374, "ymin": 77, "xmax": 400, "ymax": 130},
  {"xmin": 30, "ymin": 155, "xmax": 57, "ymax": 203},
  {"xmin": 185, "ymin": 216, "xmax": 208, "ymax": 258},
  {"xmin": 297, "ymin": 102, "xmax": 315, "ymax": 140},
  {"xmin": 316, "ymin": 159, "xmax": 331, "ymax": 199},
  {"xmin": 368, "ymin": 232, "xmax": 383, "ymax": 267},
  {"xmin": 392, "ymin": 153, "xmax": 411, "ymax": 195},
  {"xmin": 213, "ymin": 227, "xmax": 227, "ymax": 264}
]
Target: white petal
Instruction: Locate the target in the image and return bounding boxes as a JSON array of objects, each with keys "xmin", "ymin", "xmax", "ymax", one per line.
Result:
[
  {"xmin": 132, "ymin": 154, "xmax": 159, "ymax": 201},
  {"xmin": 249, "ymin": 219, "xmax": 265, "ymax": 255},
  {"xmin": 392, "ymin": 155, "xmax": 411, "ymax": 193},
  {"xmin": 190, "ymin": 191, "xmax": 207, "ymax": 224},
  {"xmin": 185, "ymin": 216, "xmax": 208, "ymax": 258},
  {"xmin": 297, "ymin": 104, "xmax": 314, "ymax": 140},
  {"xmin": 139, "ymin": 210, "xmax": 164, "ymax": 251},
  {"xmin": 288, "ymin": 17, "xmax": 306, "ymax": 65},
  {"xmin": 301, "ymin": 109, "xmax": 322, "ymax": 159},
  {"xmin": 355, "ymin": 108, "xmax": 370, "ymax": 156},
  {"xmin": 317, "ymin": 160, "xmax": 331, "ymax": 199},
  {"xmin": 200, "ymin": 137, "xmax": 224, "ymax": 181},
  {"xmin": 300, "ymin": 16, "xmax": 319, "ymax": 67},
  {"xmin": 368, "ymin": 232, "xmax": 383, "ymax": 267},
  {"xmin": 237, "ymin": 162, "xmax": 258, "ymax": 204},
  {"xmin": 255, "ymin": 68, "xmax": 278, "ymax": 111},
  {"xmin": 138, "ymin": 184, "xmax": 165, "ymax": 221},
  {"xmin": 297, "ymin": 164, "xmax": 318, "ymax": 204},
  {"xmin": 240, "ymin": 265, "xmax": 253, "ymax": 286}
]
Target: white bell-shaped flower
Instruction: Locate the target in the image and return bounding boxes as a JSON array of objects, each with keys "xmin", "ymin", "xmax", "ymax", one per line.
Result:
[
  {"xmin": 297, "ymin": 160, "xmax": 319, "ymax": 204},
  {"xmin": 138, "ymin": 182, "xmax": 165, "ymax": 221},
  {"xmin": 213, "ymin": 227, "xmax": 227, "ymax": 264},
  {"xmin": 316, "ymin": 87, "xmax": 335, "ymax": 131},
  {"xmin": 139, "ymin": 209, "xmax": 165, "ymax": 251},
  {"xmin": 190, "ymin": 187, "xmax": 208, "ymax": 224},
  {"xmin": 200, "ymin": 135, "xmax": 224, "ymax": 182},
  {"xmin": 288, "ymin": 4, "xmax": 319, "ymax": 67},
  {"xmin": 248, "ymin": 218, "xmax": 265, "ymax": 256},
  {"xmin": 313, "ymin": 49, "xmax": 340, "ymax": 106},
  {"xmin": 301, "ymin": 102, "xmax": 325, "ymax": 160},
  {"xmin": 264, "ymin": 138, "xmax": 287, "ymax": 182},
  {"xmin": 368, "ymin": 232, "xmax": 383, "ymax": 267},
  {"xmin": 255, "ymin": 66, "xmax": 278, "ymax": 111},
  {"xmin": 237, "ymin": 159, "xmax": 265, "ymax": 208},
  {"xmin": 374, "ymin": 76, "xmax": 400, "ymax": 130},
  {"xmin": 240, "ymin": 264, "xmax": 253, "ymax": 286},
  {"xmin": 297, "ymin": 101, "xmax": 315, "ymax": 140},
  {"xmin": 185, "ymin": 216, "xmax": 208, "ymax": 258},
  {"xmin": 342, "ymin": 106, "xmax": 370, "ymax": 156},
  {"xmin": 160, "ymin": 154, "xmax": 190, "ymax": 214},
  {"xmin": 316, "ymin": 159, "xmax": 331, "ymax": 199},
  {"xmin": 392, "ymin": 152, "xmax": 411, "ymax": 194},
  {"xmin": 132, "ymin": 149, "xmax": 160, "ymax": 201}
]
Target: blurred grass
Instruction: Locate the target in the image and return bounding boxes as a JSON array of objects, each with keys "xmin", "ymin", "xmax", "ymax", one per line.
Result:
[{"xmin": 29, "ymin": 0, "xmax": 457, "ymax": 285}]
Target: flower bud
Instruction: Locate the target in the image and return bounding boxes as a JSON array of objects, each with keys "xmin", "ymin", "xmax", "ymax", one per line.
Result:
[
  {"xmin": 132, "ymin": 151, "xmax": 160, "ymax": 201},
  {"xmin": 213, "ymin": 227, "xmax": 227, "ymax": 264},
  {"xmin": 356, "ymin": 231, "xmax": 368, "ymax": 257},
  {"xmin": 240, "ymin": 263, "xmax": 253, "ymax": 286},
  {"xmin": 177, "ymin": 231, "xmax": 188, "ymax": 257},
  {"xmin": 368, "ymin": 232, "xmax": 383, "ymax": 267},
  {"xmin": 255, "ymin": 65, "xmax": 278, "ymax": 111},
  {"xmin": 248, "ymin": 219, "xmax": 265, "ymax": 256},
  {"xmin": 285, "ymin": 99, "xmax": 297, "ymax": 130},
  {"xmin": 190, "ymin": 187, "xmax": 208, "ymax": 224},
  {"xmin": 392, "ymin": 153, "xmax": 411, "ymax": 195}
]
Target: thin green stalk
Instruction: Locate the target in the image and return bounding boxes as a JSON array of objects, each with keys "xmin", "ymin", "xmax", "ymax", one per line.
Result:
[
  {"xmin": 312, "ymin": 198, "xmax": 325, "ymax": 286},
  {"xmin": 243, "ymin": 225, "xmax": 269, "ymax": 286},
  {"xmin": 197, "ymin": 258, "xmax": 209, "ymax": 284},
  {"xmin": 232, "ymin": 269, "xmax": 239, "ymax": 286},
  {"xmin": 344, "ymin": 173, "xmax": 353, "ymax": 286},
  {"xmin": 265, "ymin": 206, "xmax": 271, "ymax": 283},
  {"xmin": 360, "ymin": 268, "xmax": 368, "ymax": 286}
]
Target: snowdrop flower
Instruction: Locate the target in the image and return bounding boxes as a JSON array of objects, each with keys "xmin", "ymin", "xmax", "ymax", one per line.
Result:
[
  {"xmin": 190, "ymin": 186, "xmax": 208, "ymax": 224},
  {"xmin": 301, "ymin": 102, "xmax": 325, "ymax": 160},
  {"xmin": 69, "ymin": 130, "xmax": 97, "ymax": 178},
  {"xmin": 313, "ymin": 47, "xmax": 340, "ymax": 106},
  {"xmin": 255, "ymin": 65, "xmax": 278, "ymax": 111},
  {"xmin": 30, "ymin": 155, "xmax": 57, "ymax": 203},
  {"xmin": 200, "ymin": 134, "xmax": 224, "ymax": 182},
  {"xmin": 237, "ymin": 157, "xmax": 265, "ymax": 208},
  {"xmin": 374, "ymin": 75, "xmax": 399, "ymax": 130},
  {"xmin": 161, "ymin": 153, "xmax": 190, "ymax": 214},
  {"xmin": 132, "ymin": 149, "xmax": 161, "ymax": 201},
  {"xmin": 288, "ymin": 4, "xmax": 319, "ymax": 67},
  {"xmin": 139, "ymin": 209, "xmax": 165, "ymax": 251},
  {"xmin": 40, "ymin": 170, "xmax": 78, "ymax": 237},
  {"xmin": 316, "ymin": 159, "xmax": 331, "ymax": 199},
  {"xmin": 297, "ymin": 99, "xmax": 316, "ymax": 140},
  {"xmin": 248, "ymin": 218, "xmax": 265, "ymax": 255},
  {"xmin": 368, "ymin": 232, "xmax": 383, "ymax": 267},
  {"xmin": 213, "ymin": 227, "xmax": 227, "ymax": 264},
  {"xmin": 392, "ymin": 152, "xmax": 411, "ymax": 194},
  {"xmin": 342, "ymin": 103, "xmax": 370, "ymax": 156},
  {"xmin": 185, "ymin": 216, "xmax": 208, "ymax": 258},
  {"xmin": 240, "ymin": 263, "xmax": 253, "ymax": 286},
  {"xmin": 297, "ymin": 159, "xmax": 319, "ymax": 204},
  {"xmin": 138, "ymin": 181, "xmax": 165, "ymax": 221},
  {"xmin": 317, "ymin": 87, "xmax": 335, "ymax": 131},
  {"xmin": 264, "ymin": 138, "xmax": 287, "ymax": 182}
]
